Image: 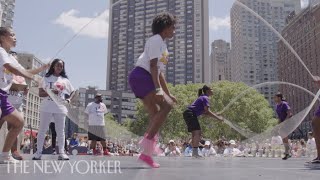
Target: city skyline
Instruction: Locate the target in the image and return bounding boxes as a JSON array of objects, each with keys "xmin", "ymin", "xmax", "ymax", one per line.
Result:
[
  {"xmin": 107, "ymin": 0, "xmax": 209, "ymax": 91},
  {"xmin": 230, "ymin": 0, "xmax": 301, "ymax": 103},
  {"xmin": 12, "ymin": 0, "xmax": 309, "ymax": 89}
]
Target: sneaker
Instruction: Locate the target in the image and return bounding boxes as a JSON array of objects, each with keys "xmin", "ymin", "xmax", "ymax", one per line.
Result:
[
  {"xmin": 0, "ymin": 155, "xmax": 20, "ymax": 164},
  {"xmin": 52, "ymin": 150, "xmax": 57, "ymax": 155},
  {"xmin": 282, "ymin": 154, "xmax": 291, "ymax": 160},
  {"xmin": 12, "ymin": 151, "xmax": 23, "ymax": 160},
  {"xmin": 139, "ymin": 134, "xmax": 162, "ymax": 155},
  {"xmin": 32, "ymin": 153, "xmax": 42, "ymax": 160},
  {"xmin": 58, "ymin": 153, "xmax": 69, "ymax": 160},
  {"xmin": 138, "ymin": 153, "xmax": 160, "ymax": 168},
  {"xmin": 305, "ymin": 158, "xmax": 320, "ymax": 168},
  {"xmin": 306, "ymin": 157, "xmax": 320, "ymax": 164}
]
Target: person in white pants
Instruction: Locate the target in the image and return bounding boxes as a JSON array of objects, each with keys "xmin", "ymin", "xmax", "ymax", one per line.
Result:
[{"xmin": 32, "ymin": 59, "xmax": 74, "ymax": 161}]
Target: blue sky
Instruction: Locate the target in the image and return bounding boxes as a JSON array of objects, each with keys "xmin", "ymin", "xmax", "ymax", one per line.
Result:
[{"xmin": 13, "ymin": 0, "xmax": 307, "ymax": 89}]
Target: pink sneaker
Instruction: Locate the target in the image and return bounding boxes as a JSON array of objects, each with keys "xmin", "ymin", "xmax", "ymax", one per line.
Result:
[
  {"xmin": 138, "ymin": 154, "xmax": 160, "ymax": 168},
  {"xmin": 139, "ymin": 133, "xmax": 162, "ymax": 155}
]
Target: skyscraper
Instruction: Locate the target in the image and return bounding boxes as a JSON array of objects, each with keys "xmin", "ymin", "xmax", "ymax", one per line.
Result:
[
  {"xmin": 17, "ymin": 53, "xmax": 46, "ymax": 131},
  {"xmin": 230, "ymin": 0, "xmax": 301, "ymax": 102},
  {"xmin": 210, "ymin": 39, "xmax": 232, "ymax": 82},
  {"xmin": 278, "ymin": 4, "xmax": 320, "ymax": 138},
  {"xmin": 107, "ymin": 0, "xmax": 209, "ymax": 91},
  {"xmin": 0, "ymin": 0, "xmax": 15, "ymax": 27}
]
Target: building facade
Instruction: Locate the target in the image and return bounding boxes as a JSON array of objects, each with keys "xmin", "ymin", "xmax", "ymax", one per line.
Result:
[
  {"xmin": 0, "ymin": 0, "xmax": 15, "ymax": 27},
  {"xmin": 210, "ymin": 40, "xmax": 232, "ymax": 82},
  {"xmin": 107, "ymin": 0, "xmax": 209, "ymax": 92},
  {"xmin": 278, "ymin": 4, "xmax": 320, "ymax": 138},
  {"xmin": 230, "ymin": 0, "xmax": 301, "ymax": 103},
  {"xmin": 17, "ymin": 53, "xmax": 46, "ymax": 132}
]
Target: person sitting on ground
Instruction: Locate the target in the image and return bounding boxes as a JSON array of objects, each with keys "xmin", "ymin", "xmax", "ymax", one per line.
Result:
[
  {"xmin": 69, "ymin": 133, "xmax": 80, "ymax": 148},
  {"xmin": 223, "ymin": 140, "xmax": 241, "ymax": 157},
  {"xmin": 164, "ymin": 140, "xmax": 181, "ymax": 157},
  {"xmin": 184, "ymin": 143, "xmax": 193, "ymax": 157},
  {"xmin": 201, "ymin": 141, "xmax": 216, "ymax": 157}
]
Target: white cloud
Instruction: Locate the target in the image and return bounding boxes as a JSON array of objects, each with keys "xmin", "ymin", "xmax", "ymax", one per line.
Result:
[
  {"xmin": 54, "ymin": 9, "xmax": 109, "ymax": 39},
  {"xmin": 209, "ymin": 16, "xmax": 230, "ymax": 31}
]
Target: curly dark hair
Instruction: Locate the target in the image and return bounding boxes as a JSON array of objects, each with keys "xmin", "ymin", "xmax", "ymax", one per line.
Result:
[{"xmin": 152, "ymin": 12, "xmax": 176, "ymax": 35}]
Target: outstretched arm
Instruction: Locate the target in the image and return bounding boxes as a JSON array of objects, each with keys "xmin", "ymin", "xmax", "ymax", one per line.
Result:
[
  {"xmin": 203, "ymin": 106, "xmax": 223, "ymax": 121},
  {"xmin": 27, "ymin": 63, "xmax": 50, "ymax": 75},
  {"xmin": 4, "ymin": 63, "xmax": 34, "ymax": 80}
]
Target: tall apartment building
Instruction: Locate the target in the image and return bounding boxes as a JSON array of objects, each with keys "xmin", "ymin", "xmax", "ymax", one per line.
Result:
[
  {"xmin": 107, "ymin": 0, "xmax": 209, "ymax": 92},
  {"xmin": 0, "ymin": 0, "xmax": 15, "ymax": 27},
  {"xmin": 310, "ymin": 0, "xmax": 320, "ymax": 7},
  {"xmin": 278, "ymin": 4, "xmax": 320, "ymax": 138},
  {"xmin": 210, "ymin": 40, "xmax": 232, "ymax": 82},
  {"xmin": 230, "ymin": 0, "xmax": 301, "ymax": 103},
  {"xmin": 79, "ymin": 87, "xmax": 137, "ymax": 123},
  {"xmin": 17, "ymin": 53, "xmax": 46, "ymax": 131}
]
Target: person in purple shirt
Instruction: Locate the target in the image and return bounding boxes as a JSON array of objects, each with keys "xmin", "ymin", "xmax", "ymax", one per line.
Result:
[
  {"xmin": 183, "ymin": 85, "xmax": 223, "ymax": 158},
  {"xmin": 306, "ymin": 77, "xmax": 320, "ymax": 165},
  {"xmin": 274, "ymin": 92, "xmax": 292, "ymax": 160}
]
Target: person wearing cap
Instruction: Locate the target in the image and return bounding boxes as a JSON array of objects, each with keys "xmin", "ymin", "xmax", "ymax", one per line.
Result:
[
  {"xmin": 164, "ymin": 140, "xmax": 181, "ymax": 157},
  {"xmin": 274, "ymin": 92, "xmax": 293, "ymax": 160},
  {"xmin": 201, "ymin": 141, "xmax": 216, "ymax": 157},
  {"xmin": 223, "ymin": 140, "xmax": 241, "ymax": 157},
  {"xmin": 84, "ymin": 93, "xmax": 110, "ymax": 156},
  {"xmin": 183, "ymin": 85, "xmax": 223, "ymax": 158}
]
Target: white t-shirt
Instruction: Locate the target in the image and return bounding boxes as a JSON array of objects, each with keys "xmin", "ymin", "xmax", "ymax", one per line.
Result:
[
  {"xmin": 307, "ymin": 138, "xmax": 316, "ymax": 150},
  {"xmin": 135, "ymin": 34, "xmax": 169, "ymax": 73},
  {"xmin": 7, "ymin": 91, "xmax": 24, "ymax": 109},
  {"xmin": 40, "ymin": 75, "xmax": 74, "ymax": 114},
  {"xmin": 202, "ymin": 147, "xmax": 217, "ymax": 157},
  {"xmin": 223, "ymin": 147, "xmax": 241, "ymax": 156},
  {"xmin": 164, "ymin": 146, "xmax": 181, "ymax": 156},
  {"xmin": 0, "ymin": 47, "xmax": 25, "ymax": 93},
  {"xmin": 7, "ymin": 56, "xmax": 26, "ymax": 110},
  {"xmin": 85, "ymin": 102, "xmax": 108, "ymax": 126}
]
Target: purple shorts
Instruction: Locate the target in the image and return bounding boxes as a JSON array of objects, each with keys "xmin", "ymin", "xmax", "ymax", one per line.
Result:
[
  {"xmin": 129, "ymin": 67, "xmax": 155, "ymax": 99},
  {"xmin": 315, "ymin": 106, "xmax": 320, "ymax": 117},
  {"xmin": 0, "ymin": 89, "xmax": 15, "ymax": 118}
]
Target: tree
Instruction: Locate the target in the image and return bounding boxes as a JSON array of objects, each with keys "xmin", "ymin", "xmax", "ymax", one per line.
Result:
[
  {"xmin": 128, "ymin": 81, "xmax": 277, "ymax": 142},
  {"xmin": 104, "ymin": 114, "xmax": 138, "ymax": 141}
]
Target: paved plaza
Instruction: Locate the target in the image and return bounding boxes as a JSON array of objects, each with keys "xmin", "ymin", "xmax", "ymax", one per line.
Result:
[{"xmin": 0, "ymin": 155, "xmax": 319, "ymax": 180}]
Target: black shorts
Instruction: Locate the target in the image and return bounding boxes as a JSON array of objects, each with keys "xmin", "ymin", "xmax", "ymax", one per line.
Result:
[{"xmin": 183, "ymin": 109, "xmax": 201, "ymax": 132}]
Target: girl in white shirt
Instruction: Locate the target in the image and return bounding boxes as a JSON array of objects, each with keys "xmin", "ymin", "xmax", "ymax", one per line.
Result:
[
  {"xmin": 128, "ymin": 12, "xmax": 177, "ymax": 168},
  {"xmin": 6, "ymin": 51, "xmax": 49, "ymax": 160},
  {"xmin": 32, "ymin": 59, "xmax": 74, "ymax": 161},
  {"xmin": 0, "ymin": 27, "xmax": 41, "ymax": 164}
]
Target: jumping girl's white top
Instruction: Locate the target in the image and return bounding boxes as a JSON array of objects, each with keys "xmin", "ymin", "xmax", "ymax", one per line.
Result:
[{"xmin": 135, "ymin": 34, "xmax": 169, "ymax": 73}]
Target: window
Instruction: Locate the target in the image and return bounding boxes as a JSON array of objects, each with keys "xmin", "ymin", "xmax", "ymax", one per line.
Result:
[{"xmin": 88, "ymin": 94, "xmax": 94, "ymax": 99}]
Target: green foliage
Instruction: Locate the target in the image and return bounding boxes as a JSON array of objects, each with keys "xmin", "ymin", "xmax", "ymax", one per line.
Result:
[
  {"xmin": 104, "ymin": 114, "xmax": 138, "ymax": 141},
  {"xmin": 127, "ymin": 81, "xmax": 277, "ymax": 142}
]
